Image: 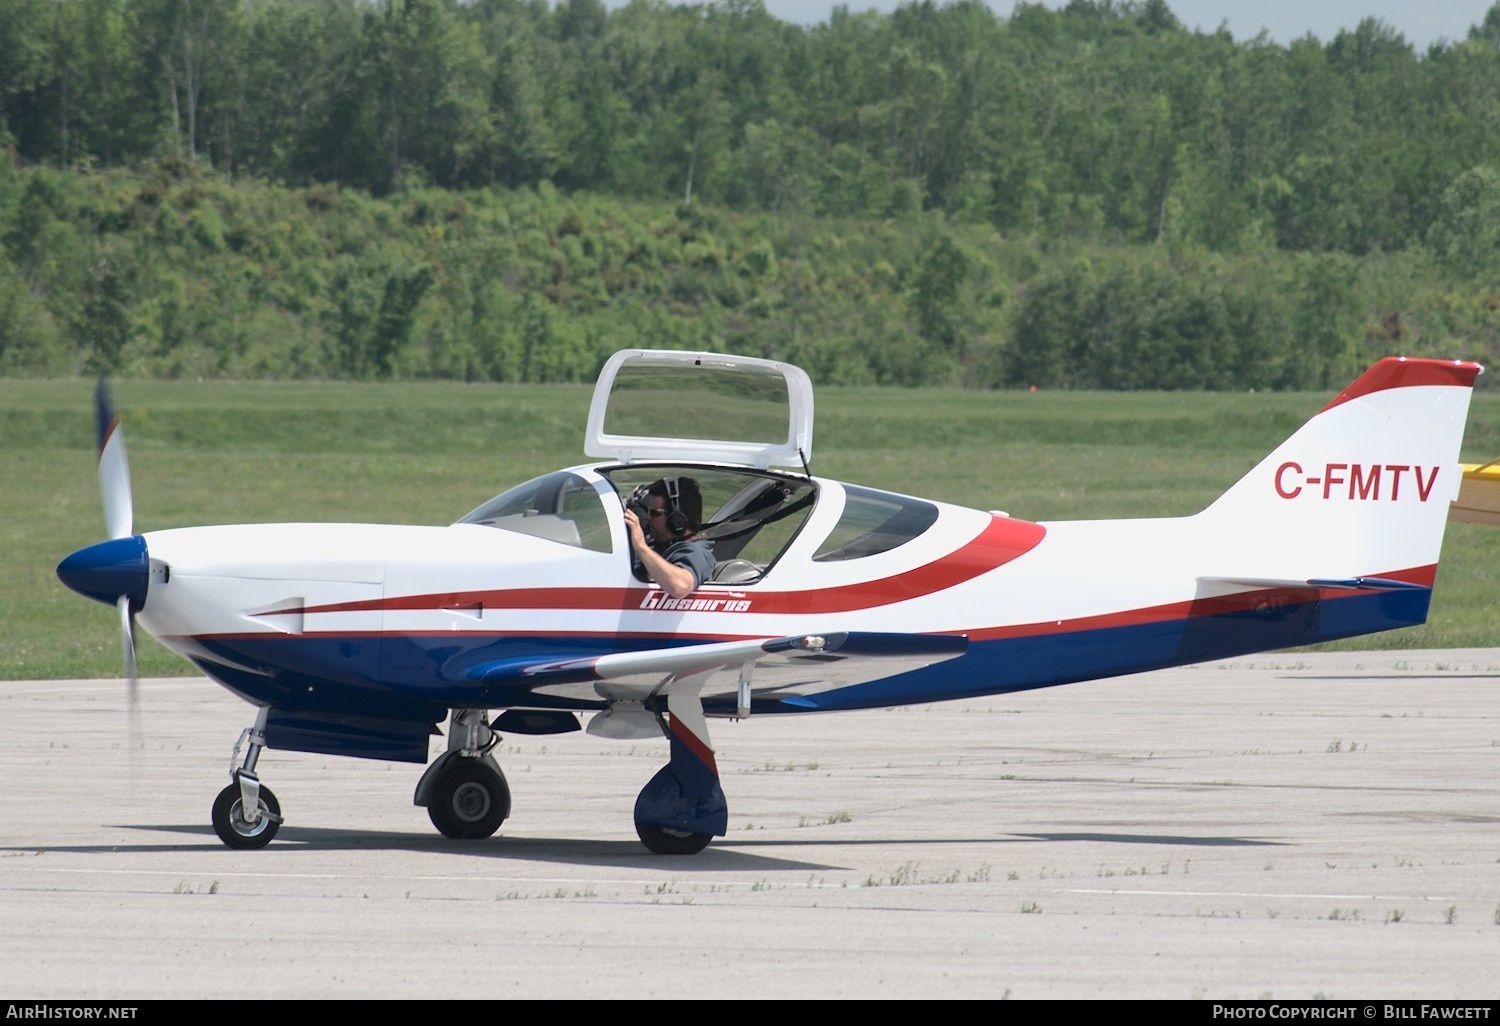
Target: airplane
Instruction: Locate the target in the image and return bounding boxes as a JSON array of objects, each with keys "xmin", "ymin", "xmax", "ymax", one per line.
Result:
[{"xmin": 56, "ymin": 349, "xmax": 1482, "ymax": 854}]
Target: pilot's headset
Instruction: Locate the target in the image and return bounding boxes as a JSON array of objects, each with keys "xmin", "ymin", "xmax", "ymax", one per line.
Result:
[{"xmin": 663, "ymin": 476, "xmax": 690, "ymax": 538}]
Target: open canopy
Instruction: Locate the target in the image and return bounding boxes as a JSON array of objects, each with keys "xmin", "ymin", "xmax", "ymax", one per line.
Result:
[{"xmin": 583, "ymin": 349, "xmax": 814, "ymax": 469}]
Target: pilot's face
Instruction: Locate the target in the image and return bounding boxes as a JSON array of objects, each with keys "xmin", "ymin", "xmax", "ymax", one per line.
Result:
[{"xmin": 645, "ymin": 495, "xmax": 673, "ymax": 542}]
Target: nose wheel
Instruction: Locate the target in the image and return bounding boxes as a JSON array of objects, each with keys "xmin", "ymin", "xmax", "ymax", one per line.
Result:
[
  {"xmin": 211, "ymin": 772, "xmax": 281, "ymax": 849},
  {"xmin": 210, "ymin": 715, "xmax": 283, "ymax": 849}
]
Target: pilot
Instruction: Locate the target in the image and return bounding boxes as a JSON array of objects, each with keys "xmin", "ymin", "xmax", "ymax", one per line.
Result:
[{"xmin": 623, "ymin": 476, "xmax": 715, "ymax": 599}]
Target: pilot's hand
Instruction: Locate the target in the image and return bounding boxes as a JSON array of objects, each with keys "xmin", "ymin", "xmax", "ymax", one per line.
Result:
[{"xmin": 624, "ymin": 508, "xmax": 646, "ymax": 551}]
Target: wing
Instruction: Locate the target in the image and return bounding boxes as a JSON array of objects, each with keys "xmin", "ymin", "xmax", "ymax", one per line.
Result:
[{"xmin": 466, "ymin": 631, "xmax": 967, "ymax": 707}]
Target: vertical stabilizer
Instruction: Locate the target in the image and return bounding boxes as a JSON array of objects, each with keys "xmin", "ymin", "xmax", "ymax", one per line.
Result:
[{"xmin": 1197, "ymin": 357, "xmax": 1481, "ymax": 586}]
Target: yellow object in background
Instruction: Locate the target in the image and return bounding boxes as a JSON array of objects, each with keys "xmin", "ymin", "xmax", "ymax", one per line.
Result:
[{"xmin": 1451, "ymin": 460, "xmax": 1500, "ymax": 526}]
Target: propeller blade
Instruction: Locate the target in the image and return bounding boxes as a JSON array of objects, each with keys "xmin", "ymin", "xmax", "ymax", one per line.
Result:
[
  {"xmin": 117, "ymin": 594, "xmax": 138, "ymax": 685},
  {"xmin": 117, "ymin": 594, "xmax": 140, "ymax": 761},
  {"xmin": 94, "ymin": 377, "xmax": 134, "ymax": 540}
]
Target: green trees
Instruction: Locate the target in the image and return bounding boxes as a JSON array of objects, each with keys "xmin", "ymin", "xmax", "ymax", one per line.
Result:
[
  {"xmin": 1, "ymin": 0, "xmax": 1493, "ymax": 242},
  {"xmin": 3, "ymin": 1, "xmax": 1500, "ymax": 387},
  {"xmin": 1428, "ymin": 165, "xmax": 1500, "ymax": 279},
  {"xmin": 0, "ymin": 157, "xmax": 1495, "ymax": 387}
]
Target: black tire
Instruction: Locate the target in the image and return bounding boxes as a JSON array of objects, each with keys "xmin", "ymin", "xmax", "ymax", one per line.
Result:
[
  {"xmin": 211, "ymin": 779, "xmax": 281, "ymax": 849},
  {"xmin": 636, "ymin": 821, "xmax": 713, "ymax": 855},
  {"xmin": 427, "ymin": 759, "xmax": 510, "ymax": 840}
]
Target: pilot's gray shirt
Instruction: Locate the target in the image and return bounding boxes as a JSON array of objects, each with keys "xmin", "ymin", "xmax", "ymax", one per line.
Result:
[{"xmin": 652, "ymin": 536, "xmax": 716, "ymax": 591}]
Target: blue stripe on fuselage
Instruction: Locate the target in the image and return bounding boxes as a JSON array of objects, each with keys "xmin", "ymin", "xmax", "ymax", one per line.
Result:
[
  {"xmin": 769, "ymin": 585, "xmax": 1431, "ymax": 712},
  {"xmin": 184, "ymin": 587, "xmax": 1430, "ymax": 720}
]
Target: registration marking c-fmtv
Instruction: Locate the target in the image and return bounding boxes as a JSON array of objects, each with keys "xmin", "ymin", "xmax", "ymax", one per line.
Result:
[{"xmin": 1274, "ymin": 462, "xmax": 1439, "ymax": 501}]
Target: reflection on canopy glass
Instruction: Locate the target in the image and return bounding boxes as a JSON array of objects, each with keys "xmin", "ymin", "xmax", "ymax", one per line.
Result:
[{"xmin": 603, "ymin": 364, "xmax": 792, "ymax": 446}]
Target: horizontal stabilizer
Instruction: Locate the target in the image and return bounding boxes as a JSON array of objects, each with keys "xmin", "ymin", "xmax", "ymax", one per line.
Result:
[{"xmin": 1201, "ymin": 576, "xmax": 1430, "ymax": 592}]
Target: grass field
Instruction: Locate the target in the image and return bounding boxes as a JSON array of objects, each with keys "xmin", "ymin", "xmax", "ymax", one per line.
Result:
[{"xmin": 6, "ymin": 376, "xmax": 1500, "ymax": 681}]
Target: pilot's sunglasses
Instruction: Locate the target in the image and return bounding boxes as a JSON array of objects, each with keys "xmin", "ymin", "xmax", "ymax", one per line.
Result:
[{"xmin": 647, "ymin": 507, "xmax": 668, "ymax": 517}]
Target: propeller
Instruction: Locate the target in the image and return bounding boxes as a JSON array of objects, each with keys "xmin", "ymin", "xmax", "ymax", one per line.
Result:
[
  {"xmin": 92, "ymin": 377, "xmax": 140, "ymax": 701},
  {"xmin": 57, "ymin": 378, "xmax": 153, "ymax": 763}
]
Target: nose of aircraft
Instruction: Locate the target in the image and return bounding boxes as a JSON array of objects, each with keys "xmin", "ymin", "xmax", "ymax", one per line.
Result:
[{"xmin": 56, "ymin": 535, "xmax": 150, "ymax": 610}]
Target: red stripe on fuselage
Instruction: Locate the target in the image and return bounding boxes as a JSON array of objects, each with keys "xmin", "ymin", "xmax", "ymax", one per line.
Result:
[
  {"xmin": 295, "ymin": 514, "xmax": 1046, "ymax": 618},
  {"xmin": 181, "ymin": 563, "xmax": 1433, "ymax": 647}
]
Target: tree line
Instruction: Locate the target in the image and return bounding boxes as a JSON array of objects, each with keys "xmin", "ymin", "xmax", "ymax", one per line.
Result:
[{"xmin": 1, "ymin": 0, "xmax": 1499, "ymax": 388}]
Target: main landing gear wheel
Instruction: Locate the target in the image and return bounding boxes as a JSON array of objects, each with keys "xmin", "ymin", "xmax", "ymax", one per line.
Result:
[
  {"xmin": 636, "ymin": 822, "xmax": 714, "ymax": 855},
  {"xmin": 428, "ymin": 759, "xmax": 511, "ymax": 840},
  {"xmin": 211, "ymin": 778, "xmax": 281, "ymax": 849}
]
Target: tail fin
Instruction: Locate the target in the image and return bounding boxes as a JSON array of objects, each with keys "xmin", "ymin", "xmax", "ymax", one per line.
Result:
[{"xmin": 1198, "ymin": 357, "xmax": 1481, "ymax": 589}]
